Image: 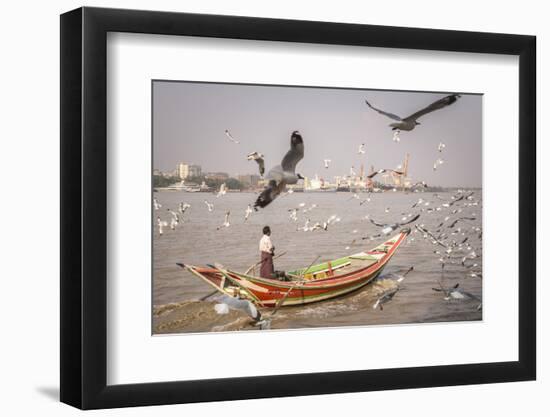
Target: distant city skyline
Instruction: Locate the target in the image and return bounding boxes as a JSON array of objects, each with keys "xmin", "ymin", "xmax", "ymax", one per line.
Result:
[{"xmin": 153, "ymin": 81, "xmax": 482, "ymax": 188}]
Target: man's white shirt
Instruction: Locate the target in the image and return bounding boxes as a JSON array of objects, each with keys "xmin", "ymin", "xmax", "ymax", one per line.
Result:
[{"xmin": 259, "ymin": 234, "xmax": 273, "ymax": 253}]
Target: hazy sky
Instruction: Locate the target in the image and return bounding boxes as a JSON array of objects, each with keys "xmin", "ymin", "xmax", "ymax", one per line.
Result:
[{"xmin": 153, "ymin": 81, "xmax": 482, "ymax": 187}]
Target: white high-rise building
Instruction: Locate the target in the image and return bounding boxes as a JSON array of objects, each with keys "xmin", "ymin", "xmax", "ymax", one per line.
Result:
[{"xmin": 177, "ymin": 163, "xmax": 202, "ymax": 179}]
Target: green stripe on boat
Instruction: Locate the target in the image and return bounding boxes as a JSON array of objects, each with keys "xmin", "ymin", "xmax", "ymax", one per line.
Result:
[{"xmin": 288, "ymin": 257, "xmax": 351, "ymax": 275}]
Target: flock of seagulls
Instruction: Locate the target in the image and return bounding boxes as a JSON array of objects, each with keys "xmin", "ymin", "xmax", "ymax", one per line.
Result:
[
  {"xmin": 360, "ymin": 189, "xmax": 483, "ymax": 312},
  {"xmin": 156, "ymin": 92, "xmax": 482, "ymax": 320},
  {"xmin": 213, "ymin": 94, "xmax": 462, "ymax": 216}
]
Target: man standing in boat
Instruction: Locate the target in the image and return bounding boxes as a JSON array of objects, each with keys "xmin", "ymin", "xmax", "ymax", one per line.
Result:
[{"xmin": 259, "ymin": 226, "xmax": 275, "ymax": 279}]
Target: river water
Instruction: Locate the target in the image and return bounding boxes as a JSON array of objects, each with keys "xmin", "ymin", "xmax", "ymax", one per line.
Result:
[{"xmin": 153, "ymin": 190, "xmax": 482, "ymax": 334}]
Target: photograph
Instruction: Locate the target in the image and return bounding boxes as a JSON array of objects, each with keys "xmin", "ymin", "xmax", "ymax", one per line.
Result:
[{"xmin": 152, "ymin": 81, "xmax": 483, "ymax": 334}]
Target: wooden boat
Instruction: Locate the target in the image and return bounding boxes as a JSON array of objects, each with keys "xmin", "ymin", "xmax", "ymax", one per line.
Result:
[{"xmin": 181, "ymin": 228, "xmax": 410, "ymax": 308}]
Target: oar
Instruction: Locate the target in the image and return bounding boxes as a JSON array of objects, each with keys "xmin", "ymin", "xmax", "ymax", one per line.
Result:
[
  {"xmin": 199, "ymin": 290, "xmax": 219, "ymax": 302},
  {"xmin": 392, "ymin": 266, "xmax": 414, "ymax": 284},
  {"xmin": 244, "ymin": 251, "xmax": 288, "ymax": 275},
  {"xmin": 402, "ymin": 266, "xmax": 414, "ymax": 277},
  {"xmin": 270, "ymin": 255, "xmax": 321, "ymax": 317}
]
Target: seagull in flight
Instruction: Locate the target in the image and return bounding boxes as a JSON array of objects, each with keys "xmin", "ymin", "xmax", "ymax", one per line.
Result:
[
  {"xmin": 366, "ymin": 168, "xmax": 404, "ymax": 179},
  {"xmin": 178, "ymin": 202, "xmax": 190, "ymax": 215},
  {"xmin": 432, "ymin": 282, "xmax": 481, "ymax": 307},
  {"xmin": 216, "ymin": 183, "xmax": 227, "ymax": 198},
  {"xmin": 448, "ymin": 216, "xmax": 476, "ymax": 228},
  {"xmin": 373, "ymin": 267, "xmax": 413, "ymax": 310},
  {"xmin": 373, "ymin": 286, "xmax": 400, "ymax": 311},
  {"xmin": 167, "ymin": 209, "xmax": 180, "ymax": 230},
  {"xmin": 217, "ymin": 211, "xmax": 231, "ymax": 230},
  {"xmin": 359, "ymin": 194, "xmax": 372, "ymax": 205},
  {"xmin": 365, "ymin": 94, "xmax": 461, "ymax": 132},
  {"xmin": 156, "ymin": 217, "xmax": 168, "ymax": 236},
  {"xmin": 438, "ymin": 142, "xmax": 446, "ymax": 152},
  {"xmin": 297, "ymin": 218, "xmax": 311, "ymax": 232},
  {"xmin": 415, "ymin": 224, "xmax": 449, "ymax": 249},
  {"xmin": 204, "ymin": 200, "xmax": 214, "ymax": 212},
  {"xmin": 153, "ymin": 198, "xmax": 161, "ymax": 211},
  {"xmin": 345, "ymin": 239, "xmax": 357, "ymax": 250},
  {"xmin": 224, "ymin": 129, "xmax": 240, "ymax": 144},
  {"xmin": 244, "ymin": 204, "xmax": 253, "ymax": 222},
  {"xmin": 214, "ymin": 294, "xmax": 263, "ymax": 322},
  {"xmin": 288, "ymin": 208, "xmax": 299, "ymax": 222},
  {"xmin": 433, "ymin": 158, "xmax": 444, "ymax": 171},
  {"xmin": 411, "ymin": 181, "xmax": 428, "ymax": 190},
  {"xmin": 363, "ymin": 214, "xmax": 420, "ymax": 237},
  {"xmin": 254, "ymin": 131, "xmax": 304, "ymax": 210},
  {"xmin": 247, "ymin": 152, "xmax": 265, "ymax": 177},
  {"xmin": 323, "ymin": 159, "xmax": 331, "ymax": 169},
  {"xmin": 322, "ymin": 214, "xmax": 341, "ymax": 231},
  {"xmin": 358, "ymin": 143, "xmax": 366, "ymax": 154},
  {"xmin": 302, "ymin": 203, "xmax": 317, "ymax": 213}
]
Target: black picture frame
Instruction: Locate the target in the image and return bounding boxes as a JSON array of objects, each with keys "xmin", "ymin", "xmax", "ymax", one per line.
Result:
[{"xmin": 60, "ymin": 6, "xmax": 536, "ymax": 410}]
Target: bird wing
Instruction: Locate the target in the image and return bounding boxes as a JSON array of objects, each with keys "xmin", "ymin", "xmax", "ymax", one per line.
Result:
[
  {"xmin": 369, "ymin": 217, "xmax": 386, "ymax": 227},
  {"xmin": 364, "ymin": 99, "xmax": 402, "ymax": 121},
  {"xmin": 361, "ymin": 233, "xmax": 382, "ymax": 240},
  {"xmin": 367, "ymin": 169, "xmax": 385, "ymax": 179},
  {"xmin": 225, "ymin": 130, "xmax": 239, "ymax": 143},
  {"xmin": 254, "ymin": 180, "xmax": 285, "ymax": 209},
  {"xmin": 451, "ymin": 195, "xmax": 465, "ymax": 204},
  {"xmin": 398, "ymin": 213, "xmax": 420, "ymax": 226},
  {"xmin": 460, "ymin": 290, "xmax": 481, "ymax": 302},
  {"xmin": 281, "ymin": 141, "xmax": 304, "ymax": 173},
  {"xmin": 404, "ymin": 94, "xmax": 460, "ymax": 121},
  {"xmin": 256, "ymin": 158, "xmax": 265, "ymax": 176}
]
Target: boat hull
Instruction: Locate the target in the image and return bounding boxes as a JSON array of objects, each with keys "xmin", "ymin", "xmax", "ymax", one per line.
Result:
[{"xmin": 184, "ymin": 229, "xmax": 410, "ymax": 308}]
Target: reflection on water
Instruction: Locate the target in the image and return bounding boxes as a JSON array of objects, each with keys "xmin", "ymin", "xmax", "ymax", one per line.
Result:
[{"xmin": 153, "ymin": 190, "xmax": 482, "ymax": 333}]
